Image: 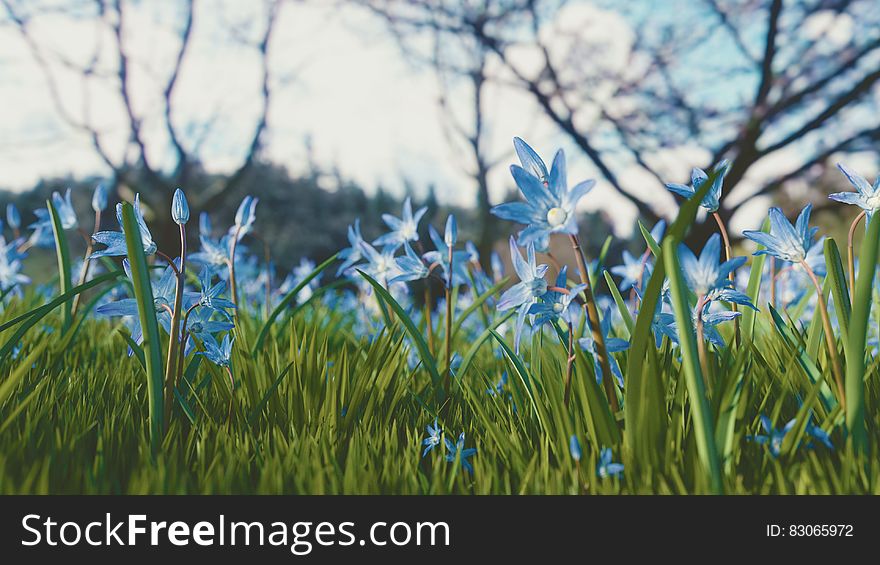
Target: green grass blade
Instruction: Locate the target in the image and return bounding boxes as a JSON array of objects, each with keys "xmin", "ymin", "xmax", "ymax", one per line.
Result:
[
  {"xmin": 824, "ymin": 238, "xmax": 850, "ymax": 352},
  {"xmin": 489, "ymin": 329, "xmax": 544, "ymax": 432},
  {"xmin": 844, "ymin": 213, "xmax": 880, "ymax": 452},
  {"xmin": 251, "ymin": 253, "xmax": 338, "ymax": 355},
  {"xmin": 768, "ymin": 305, "xmax": 836, "ymax": 411},
  {"xmin": 625, "ymin": 168, "xmax": 720, "ymax": 461},
  {"xmin": 47, "ymin": 199, "xmax": 73, "ymax": 332},
  {"xmin": 741, "ymin": 218, "xmax": 769, "ymax": 343},
  {"xmin": 663, "ymin": 237, "xmax": 723, "ymax": 493},
  {"xmin": 120, "ymin": 201, "xmax": 165, "ymax": 454},
  {"xmin": 603, "ymin": 270, "xmax": 634, "ymax": 336},
  {"xmin": 638, "ymin": 220, "xmax": 661, "ymax": 257},
  {"xmin": 358, "ymin": 270, "xmax": 441, "ymax": 386}
]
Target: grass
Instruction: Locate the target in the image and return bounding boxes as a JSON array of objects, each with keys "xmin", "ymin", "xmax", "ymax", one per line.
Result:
[
  {"xmin": 1, "ymin": 171, "xmax": 879, "ymax": 494},
  {"xmin": 0, "ymin": 266, "xmax": 879, "ymax": 495}
]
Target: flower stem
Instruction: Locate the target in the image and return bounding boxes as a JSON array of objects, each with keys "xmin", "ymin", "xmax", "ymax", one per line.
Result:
[
  {"xmin": 444, "ymin": 245, "xmax": 453, "ymax": 396},
  {"xmin": 712, "ymin": 212, "xmax": 739, "ymax": 346},
  {"xmin": 769, "ymin": 257, "xmax": 777, "ymax": 309},
  {"xmin": 175, "ymin": 302, "xmax": 201, "ymax": 392},
  {"xmin": 568, "ymin": 233, "xmax": 619, "ymax": 413},
  {"xmin": 800, "ymin": 259, "xmax": 846, "ymax": 409},
  {"xmin": 71, "ymin": 209, "xmax": 101, "ymax": 316},
  {"xmin": 563, "ymin": 321, "xmax": 575, "ymax": 407},
  {"xmin": 163, "ymin": 224, "xmax": 187, "ymax": 426},
  {"xmin": 694, "ymin": 294, "xmax": 711, "ymax": 395},
  {"xmin": 847, "ymin": 210, "xmax": 866, "ymax": 301}
]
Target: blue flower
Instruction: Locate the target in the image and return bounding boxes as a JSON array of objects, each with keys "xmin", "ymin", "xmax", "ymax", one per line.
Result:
[
  {"xmin": 190, "ymin": 233, "xmax": 231, "ymax": 273},
  {"xmin": 279, "ymin": 258, "xmax": 321, "ymax": 303},
  {"xmin": 743, "ymin": 205, "xmax": 817, "ymax": 263},
  {"xmin": 492, "ymin": 140, "xmax": 595, "ymax": 248},
  {"xmin": 800, "ymin": 236, "xmax": 826, "ymax": 277},
  {"xmin": 51, "ymin": 188, "xmax": 78, "ymax": 229},
  {"xmin": 444, "ymin": 214, "xmax": 457, "ymax": 248},
  {"xmin": 596, "ymin": 447, "xmax": 624, "ymax": 479},
  {"xmin": 513, "ymin": 136, "xmax": 549, "ymax": 182},
  {"xmin": 0, "ymin": 238, "xmax": 29, "ymax": 293},
  {"xmin": 578, "ymin": 307, "xmax": 629, "ymax": 388},
  {"xmin": 26, "ymin": 209, "xmax": 55, "ymax": 249},
  {"xmin": 92, "ymin": 184, "xmax": 108, "ymax": 212},
  {"xmin": 96, "ymin": 259, "xmax": 189, "ymax": 350},
  {"xmin": 171, "ymin": 188, "xmax": 189, "ymax": 225},
  {"xmin": 486, "ymin": 371, "xmax": 508, "ymax": 396},
  {"xmin": 490, "ymin": 251, "xmax": 505, "ymax": 282},
  {"xmin": 391, "ymin": 242, "xmax": 429, "ymax": 284},
  {"xmin": 337, "ymin": 219, "xmax": 365, "ymax": 276},
  {"xmin": 358, "ymin": 240, "xmax": 402, "ymax": 286},
  {"xmin": 422, "ymin": 419, "xmax": 442, "ymax": 457},
  {"xmin": 197, "ymin": 267, "xmax": 235, "ymax": 314},
  {"xmin": 677, "ymin": 233, "xmax": 748, "ymax": 297},
  {"xmin": 230, "ymin": 195, "xmax": 258, "ymax": 240},
  {"xmin": 6, "ymin": 203, "xmax": 20, "ymax": 231},
  {"xmin": 665, "ymin": 160, "xmax": 730, "ymax": 213},
  {"xmin": 497, "ymin": 236, "xmax": 549, "ymax": 352},
  {"xmin": 199, "ymin": 211, "xmax": 212, "ymax": 237},
  {"xmin": 465, "ymin": 241, "xmax": 480, "ymax": 264},
  {"xmin": 805, "ymin": 419, "xmax": 833, "ymax": 450},
  {"xmin": 91, "ymin": 194, "xmax": 157, "ymax": 258},
  {"xmin": 422, "ymin": 225, "xmax": 470, "ymax": 289},
  {"xmin": 200, "ymin": 333, "xmax": 234, "ymax": 367},
  {"xmin": 748, "ymin": 415, "xmax": 796, "ymax": 457},
  {"xmin": 649, "ymin": 219, "xmax": 667, "ymax": 245},
  {"xmin": 373, "ymin": 197, "xmax": 428, "ymax": 251},
  {"xmin": 829, "ymin": 163, "xmax": 880, "ymax": 219},
  {"xmin": 698, "ymin": 306, "xmax": 741, "ymax": 348},
  {"xmin": 529, "ymin": 266, "xmax": 585, "ymax": 328},
  {"xmin": 610, "ymin": 250, "xmax": 647, "ymax": 292},
  {"xmin": 444, "ymin": 432, "xmax": 477, "ymax": 474},
  {"xmin": 569, "ymin": 435, "xmax": 582, "ymax": 462}
]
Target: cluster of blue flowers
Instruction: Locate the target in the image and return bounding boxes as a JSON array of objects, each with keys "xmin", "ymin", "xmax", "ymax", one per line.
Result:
[{"xmin": 4, "ymin": 135, "xmax": 875, "ymax": 479}]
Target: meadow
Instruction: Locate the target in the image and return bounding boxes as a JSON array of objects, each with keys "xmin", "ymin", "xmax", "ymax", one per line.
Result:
[{"xmin": 0, "ymin": 138, "xmax": 878, "ymax": 495}]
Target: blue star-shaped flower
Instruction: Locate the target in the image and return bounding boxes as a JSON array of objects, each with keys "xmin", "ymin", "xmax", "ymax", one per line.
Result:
[
  {"xmin": 492, "ymin": 139, "xmax": 595, "ymax": 248},
  {"xmin": 743, "ymin": 204, "xmax": 818, "ymax": 263},
  {"xmin": 829, "ymin": 163, "xmax": 880, "ymax": 219},
  {"xmin": 665, "ymin": 160, "xmax": 730, "ymax": 213}
]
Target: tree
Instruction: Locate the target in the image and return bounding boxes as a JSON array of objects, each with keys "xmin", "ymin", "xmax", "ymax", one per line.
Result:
[
  {"xmin": 2, "ymin": 0, "xmax": 285, "ymax": 244},
  {"xmin": 362, "ymin": 0, "xmax": 506, "ymax": 260},
  {"xmin": 357, "ymin": 0, "xmax": 880, "ymax": 241}
]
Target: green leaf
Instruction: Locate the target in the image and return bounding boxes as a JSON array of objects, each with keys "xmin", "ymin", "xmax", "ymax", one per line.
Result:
[
  {"xmin": 47, "ymin": 199, "xmax": 73, "ymax": 332},
  {"xmin": 357, "ymin": 270, "xmax": 442, "ymax": 386},
  {"xmin": 844, "ymin": 212, "xmax": 880, "ymax": 452},
  {"xmin": 252, "ymin": 253, "xmax": 338, "ymax": 355},
  {"xmin": 120, "ymin": 201, "xmax": 165, "ymax": 455},
  {"xmin": 663, "ymin": 237, "xmax": 723, "ymax": 494}
]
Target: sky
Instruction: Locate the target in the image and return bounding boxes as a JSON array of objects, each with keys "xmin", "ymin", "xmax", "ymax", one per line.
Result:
[{"xmin": 0, "ymin": 0, "xmax": 875, "ymax": 236}]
